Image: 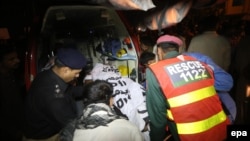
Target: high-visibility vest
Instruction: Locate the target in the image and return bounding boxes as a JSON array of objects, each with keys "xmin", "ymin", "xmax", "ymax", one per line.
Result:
[{"xmin": 149, "ymin": 55, "xmax": 230, "ymax": 141}]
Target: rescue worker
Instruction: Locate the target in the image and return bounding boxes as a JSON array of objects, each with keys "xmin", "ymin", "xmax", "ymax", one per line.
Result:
[{"xmin": 145, "ymin": 34, "xmax": 230, "ymax": 141}]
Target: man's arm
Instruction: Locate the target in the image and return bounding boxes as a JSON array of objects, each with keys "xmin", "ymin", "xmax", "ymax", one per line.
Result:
[
  {"xmin": 184, "ymin": 52, "xmax": 233, "ymax": 91},
  {"xmin": 201, "ymin": 54, "xmax": 233, "ymax": 91}
]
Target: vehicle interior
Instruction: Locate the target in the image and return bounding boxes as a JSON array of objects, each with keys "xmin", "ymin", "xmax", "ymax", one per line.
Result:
[{"xmin": 35, "ymin": 5, "xmax": 141, "ymax": 84}]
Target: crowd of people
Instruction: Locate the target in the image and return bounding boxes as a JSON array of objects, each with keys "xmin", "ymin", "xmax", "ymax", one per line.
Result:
[{"xmin": 1, "ymin": 15, "xmax": 250, "ymax": 141}]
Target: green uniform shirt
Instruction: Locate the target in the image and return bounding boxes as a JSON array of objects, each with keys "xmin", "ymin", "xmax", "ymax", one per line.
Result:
[{"xmin": 146, "ymin": 68, "xmax": 179, "ymax": 141}]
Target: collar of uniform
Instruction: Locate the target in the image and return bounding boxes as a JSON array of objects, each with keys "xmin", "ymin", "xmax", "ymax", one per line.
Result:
[{"xmin": 164, "ymin": 50, "xmax": 180, "ymax": 59}]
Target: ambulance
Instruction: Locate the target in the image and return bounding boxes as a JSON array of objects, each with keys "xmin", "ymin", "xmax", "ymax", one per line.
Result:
[{"xmin": 24, "ymin": 5, "xmax": 144, "ymax": 90}]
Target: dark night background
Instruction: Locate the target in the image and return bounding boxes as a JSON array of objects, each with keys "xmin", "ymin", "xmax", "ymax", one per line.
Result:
[{"xmin": 0, "ymin": 0, "xmax": 248, "ymax": 41}]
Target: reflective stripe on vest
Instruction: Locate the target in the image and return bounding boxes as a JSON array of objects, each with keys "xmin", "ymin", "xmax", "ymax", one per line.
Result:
[
  {"xmin": 168, "ymin": 86, "xmax": 216, "ymax": 108},
  {"xmin": 177, "ymin": 110, "xmax": 226, "ymax": 134},
  {"xmin": 167, "ymin": 109, "xmax": 174, "ymax": 120}
]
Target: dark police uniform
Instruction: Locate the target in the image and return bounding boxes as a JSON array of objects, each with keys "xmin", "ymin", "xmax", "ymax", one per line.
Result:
[{"xmin": 24, "ymin": 69, "xmax": 81, "ymax": 139}]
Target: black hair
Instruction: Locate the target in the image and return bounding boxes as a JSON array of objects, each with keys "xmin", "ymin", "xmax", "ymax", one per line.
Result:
[
  {"xmin": 83, "ymin": 80, "xmax": 113, "ymax": 105},
  {"xmin": 140, "ymin": 35, "xmax": 155, "ymax": 47},
  {"xmin": 0, "ymin": 43, "xmax": 17, "ymax": 62},
  {"xmin": 140, "ymin": 52, "xmax": 155, "ymax": 66},
  {"xmin": 157, "ymin": 42, "xmax": 179, "ymax": 52}
]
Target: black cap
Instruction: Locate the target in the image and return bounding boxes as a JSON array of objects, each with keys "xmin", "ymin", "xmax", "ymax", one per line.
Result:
[{"xmin": 57, "ymin": 48, "xmax": 87, "ymax": 69}]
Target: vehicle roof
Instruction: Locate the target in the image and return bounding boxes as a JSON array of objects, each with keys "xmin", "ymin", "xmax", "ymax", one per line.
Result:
[{"xmin": 41, "ymin": 5, "xmax": 128, "ymax": 39}]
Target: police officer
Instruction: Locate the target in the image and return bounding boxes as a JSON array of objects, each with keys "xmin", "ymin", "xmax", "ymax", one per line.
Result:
[{"xmin": 24, "ymin": 47, "xmax": 87, "ymax": 141}]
